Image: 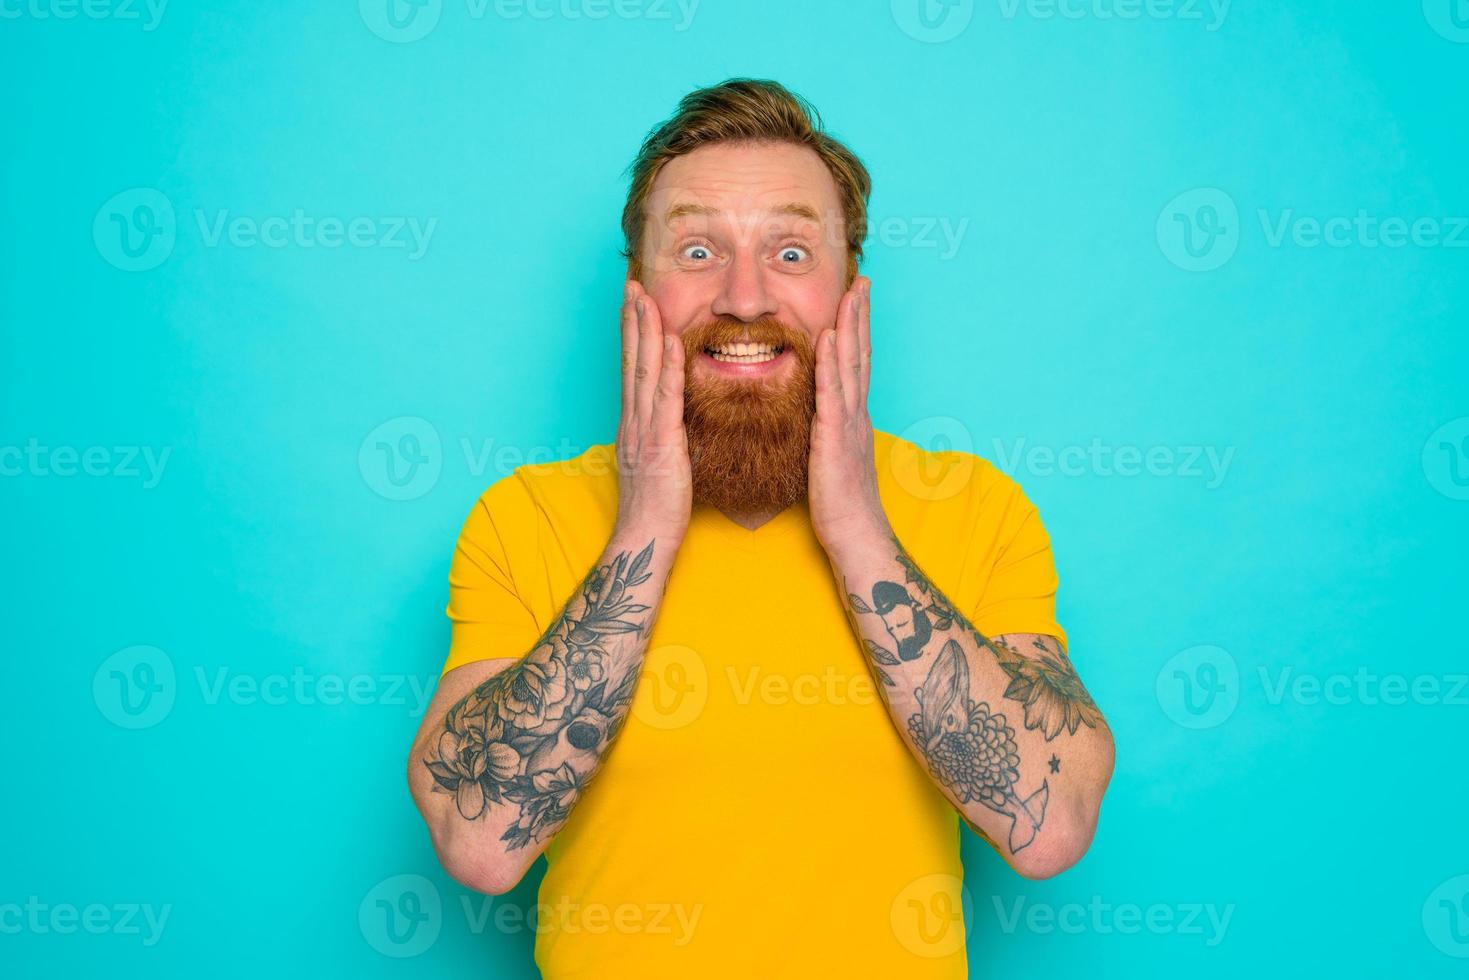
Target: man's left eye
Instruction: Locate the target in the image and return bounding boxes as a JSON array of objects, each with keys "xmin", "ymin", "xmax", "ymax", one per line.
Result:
[{"xmin": 778, "ymin": 246, "xmax": 809, "ymax": 263}]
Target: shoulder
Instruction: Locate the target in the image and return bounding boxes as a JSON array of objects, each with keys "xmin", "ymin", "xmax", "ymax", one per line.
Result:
[
  {"xmin": 874, "ymin": 427, "xmax": 1035, "ymax": 516},
  {"xmin": 470, "ymin": 441, "xmax": 616, "ymax": 507},
  {"xmin": 511, "ymin": 440, "xmax": 619, "ymax": 496},
  {"xmin": 458, "ymin": 440, "xmax": 619, "ymax": 550}
]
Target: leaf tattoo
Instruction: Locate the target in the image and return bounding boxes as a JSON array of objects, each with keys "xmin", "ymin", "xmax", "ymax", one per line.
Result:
[
  {"xmin": 851, "ymin": 543, "xmax": 1101, "ymax": 744},
  {"xmin": 422, "ymin": 541, "xmax": 655, "ymax": 850},
  {"xmin": 987, "ymin": 635, "xmax": 1102, "ymax": 741}
]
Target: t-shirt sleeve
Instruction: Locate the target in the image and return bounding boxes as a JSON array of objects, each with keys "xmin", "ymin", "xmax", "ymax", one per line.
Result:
[
  {"xmin": 440, "ymin": 472, "xmax": 546, "ymax": 676},
  {"xmin": 968, "ymin": 479, "xmax": 1068, "ymax": 651}
]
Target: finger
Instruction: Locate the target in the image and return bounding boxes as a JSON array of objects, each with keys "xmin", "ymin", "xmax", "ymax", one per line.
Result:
[
  {"xmin": 620, "ymin": 281, "xmax": 638, "ymax": 426},
  {"xmin": 858, "ymin": 276, "xmax": 872, "ymax": 404},
  {"xmin": 834, "ymin": 285, "xmax": 861, "ymax": 415},
  {"xmin": 652, "ymin": 332, "xmax": 686, "ymax": 437},
  {"xmin": 814, "ymin": 328, "xmax": 843, "ymax": 422},
  {"xmin": 633, "ymin": 289, "xmax": 663, "ymax": 426}
]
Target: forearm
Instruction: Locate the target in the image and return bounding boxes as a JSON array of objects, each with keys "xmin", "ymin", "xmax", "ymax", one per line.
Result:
[
  {"xmin": 830, "ymin": 531, "xmax": 1114, "ymax": 879},
  {"xmin": 409, "ymin": 524, "xmax": 676, "ymax": 894}
]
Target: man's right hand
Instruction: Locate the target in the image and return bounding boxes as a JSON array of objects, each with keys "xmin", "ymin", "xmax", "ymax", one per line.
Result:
[
  {"xmin": 616, "ymin": 280, "xmax": 691, "ymax": 543},
  {"xmin": 409, "ymin": 286, "xmax": 691, "ymax": 896}
]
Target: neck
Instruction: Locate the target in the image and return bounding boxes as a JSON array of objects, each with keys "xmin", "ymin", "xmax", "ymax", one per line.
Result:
[{"xmin": 716, "ymin": 504, "xmax": 787, "ymax": 531}]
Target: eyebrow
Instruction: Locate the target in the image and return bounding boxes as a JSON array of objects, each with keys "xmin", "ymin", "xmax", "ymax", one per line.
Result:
[{"xmin": 663, "ymin": 202, "xmax": 823, "ymax": 225}]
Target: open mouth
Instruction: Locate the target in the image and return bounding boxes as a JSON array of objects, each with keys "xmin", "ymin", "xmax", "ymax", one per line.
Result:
[{"xmin": 702, "ymin": 341, "xmax": 785, "ymax": 364}]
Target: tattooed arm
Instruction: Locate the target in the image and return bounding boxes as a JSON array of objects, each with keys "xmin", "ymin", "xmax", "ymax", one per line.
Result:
[
  {"xmin": 837, "ymin": 538, "xmax": 1114, "ymax": 879},
  {"xmin": 806, "ymin": 278, "xmax": 1112, "ymax": 879},
  {"xmin": 407, "ymin": 530, "xmax": 678, "ymax": 894},
  {"xmin": 408, "ymin": 280, "xmax": 692, "ymax": 895}
]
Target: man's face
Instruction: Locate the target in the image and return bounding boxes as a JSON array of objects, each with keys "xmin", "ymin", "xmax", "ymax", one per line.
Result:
[
  {"xmin": 638, "ymin": 140, "xmax": 849, "ymax": 381},
  {"xmin": 635, "ymin": 141, "xmax": 851, "ymax": 515},
  {"xmin": 881, "ymin": 603, "xmax": 917, "ymax": 649}
]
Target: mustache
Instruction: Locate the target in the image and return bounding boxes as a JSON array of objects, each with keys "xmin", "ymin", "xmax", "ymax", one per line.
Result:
[{"xmin": 680, "ymin": 317, "xmax": 815, "ymax": 355}]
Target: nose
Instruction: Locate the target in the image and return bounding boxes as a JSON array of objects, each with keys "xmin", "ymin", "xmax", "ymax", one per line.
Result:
[{"xmin": 710, "ymin": 250, "xmax": 777, "ymax": 322}]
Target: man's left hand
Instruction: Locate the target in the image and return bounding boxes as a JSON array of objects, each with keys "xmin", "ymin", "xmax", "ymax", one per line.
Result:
[{"xmin": 809, "ymin": 275, "xmax": 892, "ymax": 565}]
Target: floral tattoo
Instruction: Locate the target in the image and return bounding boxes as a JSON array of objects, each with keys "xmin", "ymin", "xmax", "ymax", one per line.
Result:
[
  {"xmin": 422, "ymin": 541, "xmax": 655, "ymax": 850},
  {"xmin": 845, "ymin": 538, "xmax": 1104, "ymax": 853}
]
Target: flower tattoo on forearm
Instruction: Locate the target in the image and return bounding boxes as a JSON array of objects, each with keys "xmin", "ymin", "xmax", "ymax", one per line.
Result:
[
  {"xmin": 422, "ymin": 542, "xmax": 655, "ymax": 850},
  {"xmin": 845, "ymin": 538, "xmax": 1104, "ymax": 852}
]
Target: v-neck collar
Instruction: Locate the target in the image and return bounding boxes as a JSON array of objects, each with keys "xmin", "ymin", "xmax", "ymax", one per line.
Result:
[{"xmin": 693, "ymin": 498, "xmax": 813, "ymax": 553}]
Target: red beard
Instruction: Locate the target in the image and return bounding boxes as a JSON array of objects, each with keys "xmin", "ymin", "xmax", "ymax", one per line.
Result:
[{"xmin": 680, "ymin": 318, "xmax": 817, "ymax": 515}]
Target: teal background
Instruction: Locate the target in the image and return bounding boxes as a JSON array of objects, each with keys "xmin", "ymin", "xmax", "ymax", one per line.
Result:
[{"xmin": 3, "ymin": 1, "xmax": 1467, "ymax": 976}]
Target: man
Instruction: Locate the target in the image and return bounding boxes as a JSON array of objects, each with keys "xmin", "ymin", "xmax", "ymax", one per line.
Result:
[{"xmin": 407, "ymin": 78, "xmax": 1114, "ymax": 978}]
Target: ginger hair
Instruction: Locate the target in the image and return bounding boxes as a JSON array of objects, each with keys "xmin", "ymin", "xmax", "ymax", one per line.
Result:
[{"xmin": 621, "ymin": 78, "xmax": 871, "ymax": 285}]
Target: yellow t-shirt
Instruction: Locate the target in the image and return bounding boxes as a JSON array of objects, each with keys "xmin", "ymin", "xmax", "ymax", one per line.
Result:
[{"xmin": 441, "ymin": 428, "xmax": 1064, "ymax": 979}]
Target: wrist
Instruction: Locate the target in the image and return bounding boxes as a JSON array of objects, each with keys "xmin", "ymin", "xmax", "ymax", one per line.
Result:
[
  {"xmin": 816, "ymin": 509, "xmax": 895, "ymax": 571},
  {"xmin": 609, "ymin": 518, "xmax": 686, "ymax": 555}
]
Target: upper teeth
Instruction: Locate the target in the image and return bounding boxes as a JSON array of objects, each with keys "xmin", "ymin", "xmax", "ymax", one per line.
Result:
[{"xmin": 707, "ymin": 342, "xmax": 781, "ymax": 362}]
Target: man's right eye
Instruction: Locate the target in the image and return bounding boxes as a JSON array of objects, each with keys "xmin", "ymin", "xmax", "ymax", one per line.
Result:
[{"xmin": 681, "ymin": 244, "xmax": 713, "ymax": 261}]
